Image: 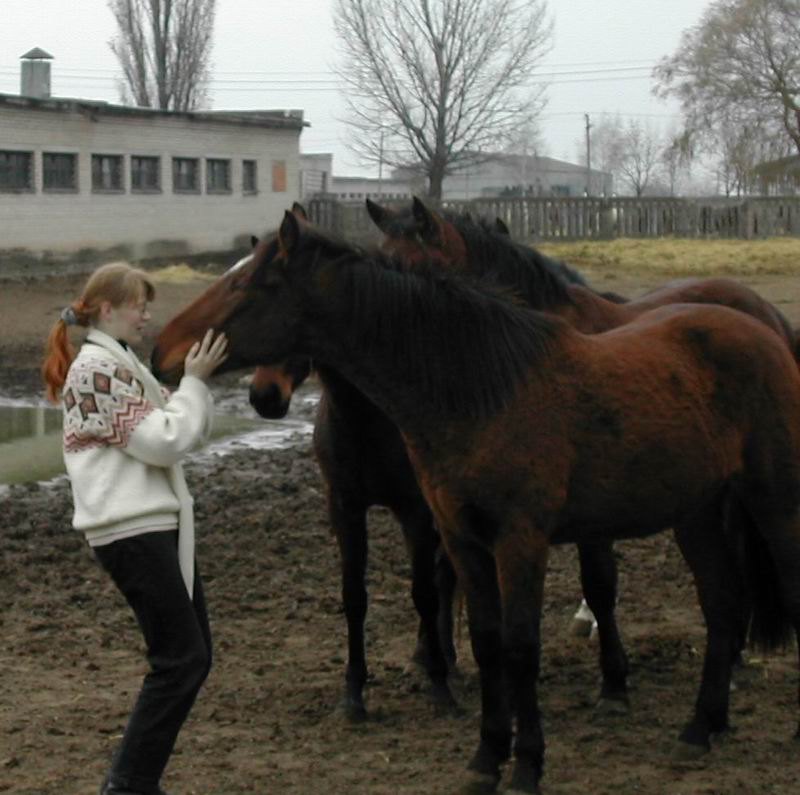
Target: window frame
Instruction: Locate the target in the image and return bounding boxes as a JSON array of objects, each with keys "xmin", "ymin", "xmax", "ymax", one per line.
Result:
[
  {"xmin": 91, "ymin": 154, "xmax": 124, "ymax": 193},
  {"xmin": 42, "ymin": 152, "xmax": 79, "ymax": 193},
  {"xmin": 242, "ymin": 159, "xmax": 258, "ymax": 194},
  {"xmin": 0, "ymin": 150, "xmax": 34, "ymax": 193},
  {"xmin": 130, "ymin": 155, "xmax": 162, "ymax": 193},
  {"xmin": 172, "ymin": 157, "xmax": 200, "ymax": 194},
  {"xmin": 206, "ymin": 158, "xmax": 232, "ymax": 194}
]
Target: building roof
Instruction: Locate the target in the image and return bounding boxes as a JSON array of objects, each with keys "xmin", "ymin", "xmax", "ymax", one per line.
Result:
[
  {"xmin": 0, "ymin": 91, "xmax": 307, "ymax": 131},
  {"xmin": 20, "ymin": 47, "xmax": 53, "ymax": 60}
]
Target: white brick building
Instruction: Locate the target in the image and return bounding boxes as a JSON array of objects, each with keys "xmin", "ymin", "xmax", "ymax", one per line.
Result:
[{"xmin": 1, "ymin": 52, "xmax": 306, "ymax": 270}]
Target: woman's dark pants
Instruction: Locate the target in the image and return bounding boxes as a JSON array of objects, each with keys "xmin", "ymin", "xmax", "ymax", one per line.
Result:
[{"xmin": 93, "ymin": 530, "xmax": 212, "ymax": 794}]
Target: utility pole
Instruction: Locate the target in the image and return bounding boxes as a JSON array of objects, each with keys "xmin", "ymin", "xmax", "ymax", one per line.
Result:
[
  {"xmin": 585, "ymin": 113, "xmax": 592, "ymax": 196},
  {"xmin": 378, "ymin": 130, "xmax": 384, "ymax": 196}
]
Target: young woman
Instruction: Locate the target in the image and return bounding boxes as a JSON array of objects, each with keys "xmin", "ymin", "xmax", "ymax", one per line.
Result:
[{"xmin": 42, "ymin": 262, "xmax": 227, "ymax": 795}]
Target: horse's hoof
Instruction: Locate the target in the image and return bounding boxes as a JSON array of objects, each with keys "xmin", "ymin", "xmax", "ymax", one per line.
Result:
[
  {"xmin": 505, "ymin": 762, "xmax": 542, "ymax": 793},
  {"xmin": 342, "ymin": 698, "xmax": 368, "ymax": 723},
  {"xmin": 454, "ymin": 770, "xmax": 501, "ymax": 794},
  {"xmin": 432, "ymin": 689, "xmax": 464, "ymax": 718},
  {"xmin": 671, "ymin": 739, "xmax": 710, "ymax": 762},
  {"xmin": 592, "ymin": 695, "xmax": 630, "ymax": 718}
]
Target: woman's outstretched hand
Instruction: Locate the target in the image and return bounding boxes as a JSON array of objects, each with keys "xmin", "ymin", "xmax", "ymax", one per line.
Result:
[{"xmin": 184, "ymin": 330, "xmax": 229, "ymax": 381}]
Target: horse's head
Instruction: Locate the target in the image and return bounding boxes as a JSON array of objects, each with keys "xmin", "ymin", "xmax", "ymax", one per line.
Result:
[
  {"xmin": 152, "ymin": 207, "xmax": 333, "ymax": 384},
  {"xmin": 366, "ymin": 196, "xmax": 468, "ymax": 269},
  {"xmin": 249, "ymin": 358, "xmax": 312, "ymax": 419}
]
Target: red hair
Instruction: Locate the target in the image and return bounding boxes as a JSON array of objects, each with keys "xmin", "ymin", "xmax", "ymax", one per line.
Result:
[{"xmin": 42, "ymin": 263, "xmax": 155, "ymax": 403}]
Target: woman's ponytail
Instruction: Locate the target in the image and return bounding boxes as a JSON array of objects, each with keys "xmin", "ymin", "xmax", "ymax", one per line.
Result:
[{"xmin": 41, "ymin": 302, "xmax": 86, "ymax": 403}]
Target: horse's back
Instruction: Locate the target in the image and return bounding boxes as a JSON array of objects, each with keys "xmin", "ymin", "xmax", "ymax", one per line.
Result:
[
  {"xmin": 432, "ymin": 303, "xmax": 800, "ymax": 537},
  {"xmin": 632, "ymin": 276, "xmax": 795, "ymax": 349}
]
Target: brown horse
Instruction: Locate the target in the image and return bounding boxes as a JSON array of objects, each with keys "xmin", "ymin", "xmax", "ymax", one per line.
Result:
[
  {"xmin": 367, "ymin": 195, "xmax": 796, "ymax": 651},
  {"xmin": 249, "ymin": 210, "xmax": 633, "ymax": 716},
  {"xmin": 369, "ymin": 196, "xmax": 796, "ymax": 347},
  {"xmin": 246, "ymin": 217, "xmax": 457, "ymax": 721},
  {"xmin": 153, "ymin": 214, "xmax": 800, "ymax": 794}
]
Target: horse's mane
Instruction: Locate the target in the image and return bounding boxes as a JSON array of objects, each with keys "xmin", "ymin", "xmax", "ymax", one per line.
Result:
[
  {"xmin": 300, "ymin": 231, "xmax": 563, "ymax": 419},
  {"xmin": 442, "ymin": 213, "xmax": 582, "ymax": 310}
]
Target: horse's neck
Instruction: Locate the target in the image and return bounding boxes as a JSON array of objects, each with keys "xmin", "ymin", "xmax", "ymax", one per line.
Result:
[
  {"xmin": 561, "ymin": 284, "xmax": 628, "ymax": 332},
  {"xmin": 315, "ymin": 363, "xmax": 392, "ymax": 425}
]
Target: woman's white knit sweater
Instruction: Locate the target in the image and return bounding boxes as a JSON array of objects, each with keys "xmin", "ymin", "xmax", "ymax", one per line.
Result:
[{"xmin": 62, "ymin": 329, "xmax": 214, "ymax": 596}]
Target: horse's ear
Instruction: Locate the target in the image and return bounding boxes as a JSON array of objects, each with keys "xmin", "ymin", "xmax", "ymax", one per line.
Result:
[
  {"xmin": 291, "ymin": 201, "xmax": 309, "ymax": 221},
  {"xmin": 495, "ymin": 217, "xmax": 510, "ymax": 236},
  {"xmin": 411, "ymin": 196, "xmax": 439, "ymax": 242},
  {"xmin": 250, "ymin": 235, "xmax": 259, "ymax": 249},
  {"xmin": 279, "ymin": 210, "xmax": 301, "ymax": 253},
  {"xmin": 365, "ymin": 197, "xmax": 391, "ymax": 232}
]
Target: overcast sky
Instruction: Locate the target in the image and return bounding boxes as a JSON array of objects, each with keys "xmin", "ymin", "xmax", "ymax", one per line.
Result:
[{"xmin": 0, "ymin": 0, "xmax": 709, "ymax": 176}]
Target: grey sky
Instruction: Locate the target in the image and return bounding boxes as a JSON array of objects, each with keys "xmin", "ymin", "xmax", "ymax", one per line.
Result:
[{"xmin": 0, "ymin": 0, "xmax": 708, "ymax": 176}]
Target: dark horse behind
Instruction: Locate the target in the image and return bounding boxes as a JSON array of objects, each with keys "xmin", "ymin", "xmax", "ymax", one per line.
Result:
[{"xmin": 153, "ymin": 213, "xmax": 800, "ymax": 795}]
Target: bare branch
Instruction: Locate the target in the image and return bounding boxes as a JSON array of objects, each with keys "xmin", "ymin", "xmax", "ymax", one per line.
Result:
[
  {"xmin": 108, "ymin": 0, "xmax": 215, "ymax": 111},
  {"xmin": 333, "ymin": 0, "xmax": 552, "ymax": 198},
  {"xmin": 654, "ymin": 0, "xmax": 800, "ymax": 157}
]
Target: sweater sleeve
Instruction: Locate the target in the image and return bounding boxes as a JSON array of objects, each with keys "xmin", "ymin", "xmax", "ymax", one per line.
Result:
[
  {"xmin": 63, "ymin": 356, "xmax": 213, "ymax": 467},
  {"xmin": 125, "ymin": 375, "xmax": 214, "ymax": 467}
]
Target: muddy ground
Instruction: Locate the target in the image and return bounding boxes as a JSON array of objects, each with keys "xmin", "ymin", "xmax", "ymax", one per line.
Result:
[{"xmin": 1, "ymin": 263, "xmax": 800, "ymax": 795}]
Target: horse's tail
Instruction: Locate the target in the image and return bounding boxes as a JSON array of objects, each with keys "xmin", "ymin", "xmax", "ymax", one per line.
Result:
[
  {"xmin": 727, "ymin": 497, "xmax": 793, "ymax": 653},
  {"xmin": 793, "ymin": 328, "xmax": 800, "ymax": 369}
]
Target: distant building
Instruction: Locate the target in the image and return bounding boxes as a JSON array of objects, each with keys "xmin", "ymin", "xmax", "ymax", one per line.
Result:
[
  {"xmin": 1, "ymin": 49, "xmax": 306, "ymax": 269},
  {"xmin": 752, "ymin": 154, "xmax": 800, "ymax": 196},
  {"xmin": 299, "ymin": 153, "xmax": 415, "ymax": 203},
  {"xmin": 392, "ymin": 152, "xmax": 613, "ymax": 200}
]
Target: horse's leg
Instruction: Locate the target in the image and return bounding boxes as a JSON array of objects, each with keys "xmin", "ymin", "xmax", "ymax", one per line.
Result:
[
  {"xmin": 330, "ymin": 495, "xmax": 370, "ymax": 721},
  {"xmin": 496, "ymin": 524, "xmax": 549, "ymax": 795},
  {"xmin": 735, "ymin": 497, "xmax": 800, "ymax": 739},
  {"xmin": 394, "ymin": 504, "xmax": 457, "ymax": 710},
  {"xmin": 577, "ymin": 541, "xmax": 629, "ymax": 711},
  {"xmin": 671, "ymin": 499, "xmax": 741, "ymax": 756},
  {"xmin": 435, "ymin": 544, "xmax": 459, "ymax": 671},
  {"xmin": 412, "ymin": 540, "xmax": 459, "ymax": 674},
  {"xmin": 440, "ymin": 528, "xmax": 509, "ymax": 794}
]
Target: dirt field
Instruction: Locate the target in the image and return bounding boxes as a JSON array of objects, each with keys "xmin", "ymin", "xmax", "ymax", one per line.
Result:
[{"xmin": 2, "ymin": 259, "xmax": 800, "ymax": 795}]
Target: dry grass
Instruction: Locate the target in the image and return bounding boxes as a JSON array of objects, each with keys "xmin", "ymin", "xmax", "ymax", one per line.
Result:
[
  {"xmin": 146, "ymin": 263, "xmax": 218, "ymax": 284},
  {"xmin": 537, "ymin": 237, "xmax": 800, "ymax": 277}
]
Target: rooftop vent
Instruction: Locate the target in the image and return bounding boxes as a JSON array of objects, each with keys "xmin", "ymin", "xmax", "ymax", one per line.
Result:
[{"xmin": 20, "ymin": 48, "xmax": 53, "ymax": 100}]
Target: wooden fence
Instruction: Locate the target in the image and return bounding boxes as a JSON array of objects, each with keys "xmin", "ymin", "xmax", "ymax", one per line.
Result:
[{"xmin": 307, "ymin": 196, "xmax": 800, "ymax": 244}]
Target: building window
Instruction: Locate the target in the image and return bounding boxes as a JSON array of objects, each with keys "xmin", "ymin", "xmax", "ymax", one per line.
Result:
[
  {"xmin": 43, "ymin": 152, "xmax": 78, "ymax": 191},
  {"xmin": 131, "ymin": 156, "xmax": 161, "ymax": 191},
  {"xmin": 242, "ymin": 159, "xmax": 257, "ymax": 193},
  {"xmin": 0, "ymin": 150, "xmax": 33, "ymax": 191},
  {"xmin": 92, "ymin": 155, "xmax": 123, "ymax": 191},
  {"xmin": 272, "ymin": 160, "xmax": 287, "ymax": 192},
  {"xmin": 206, "ymin": 158, "xmax": 231, "ymax": 193},
  {"xmin": 173, "ymin": 158, "xmax": 199, "ymax": 193}
]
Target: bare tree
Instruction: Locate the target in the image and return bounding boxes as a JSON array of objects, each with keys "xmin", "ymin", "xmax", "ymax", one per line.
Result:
[
  {"xmin": 616, "ymin": 120, "xmax": 662, "ymax": 197},
  {"xmin": 660, "ymin": 129, "xmax": 693, "ymax": 196},
  {"xmin": 333, "ymin": 0, "xmax": 552, "ymax": 199},
  {"xmin": 108, "ymin": 0, "xmax": 216, "ymax": 111},
  {"xmin": 654, "ymin": 0, "xmax": 800, "ymax": 156},
  {"xmin": 583, "ymin": 114, "xmax": 625, "ymax": 180},
  {"xmin": 712, "ymin": 121, "xmax": 772, "ymax": 195}
]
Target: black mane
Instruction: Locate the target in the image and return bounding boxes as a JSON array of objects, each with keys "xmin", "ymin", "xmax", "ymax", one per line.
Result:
[
  {"xmin": 443, "ymin": 213, "xmax": 584, "ymax": 310},
  {"xmin": 298, "ymin": 231, "xmax": 564, "ymax": 419}
]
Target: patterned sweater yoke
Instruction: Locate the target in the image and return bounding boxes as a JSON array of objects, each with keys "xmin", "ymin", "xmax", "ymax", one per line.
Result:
[{"xmin": 63, "ymin": 354, "xmax": 158, "ymax": 453}]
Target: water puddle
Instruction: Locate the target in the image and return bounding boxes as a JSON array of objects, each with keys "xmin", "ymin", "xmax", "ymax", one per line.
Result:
[{"xmin": 0, "ymin": 398, "xmax": 313, "ymax": 488}]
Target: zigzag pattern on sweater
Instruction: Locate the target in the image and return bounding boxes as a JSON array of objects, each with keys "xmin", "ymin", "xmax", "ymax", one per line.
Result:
[{"xmin": 63, "ymin": 355, "xmax": 155, "ymax": 453}]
